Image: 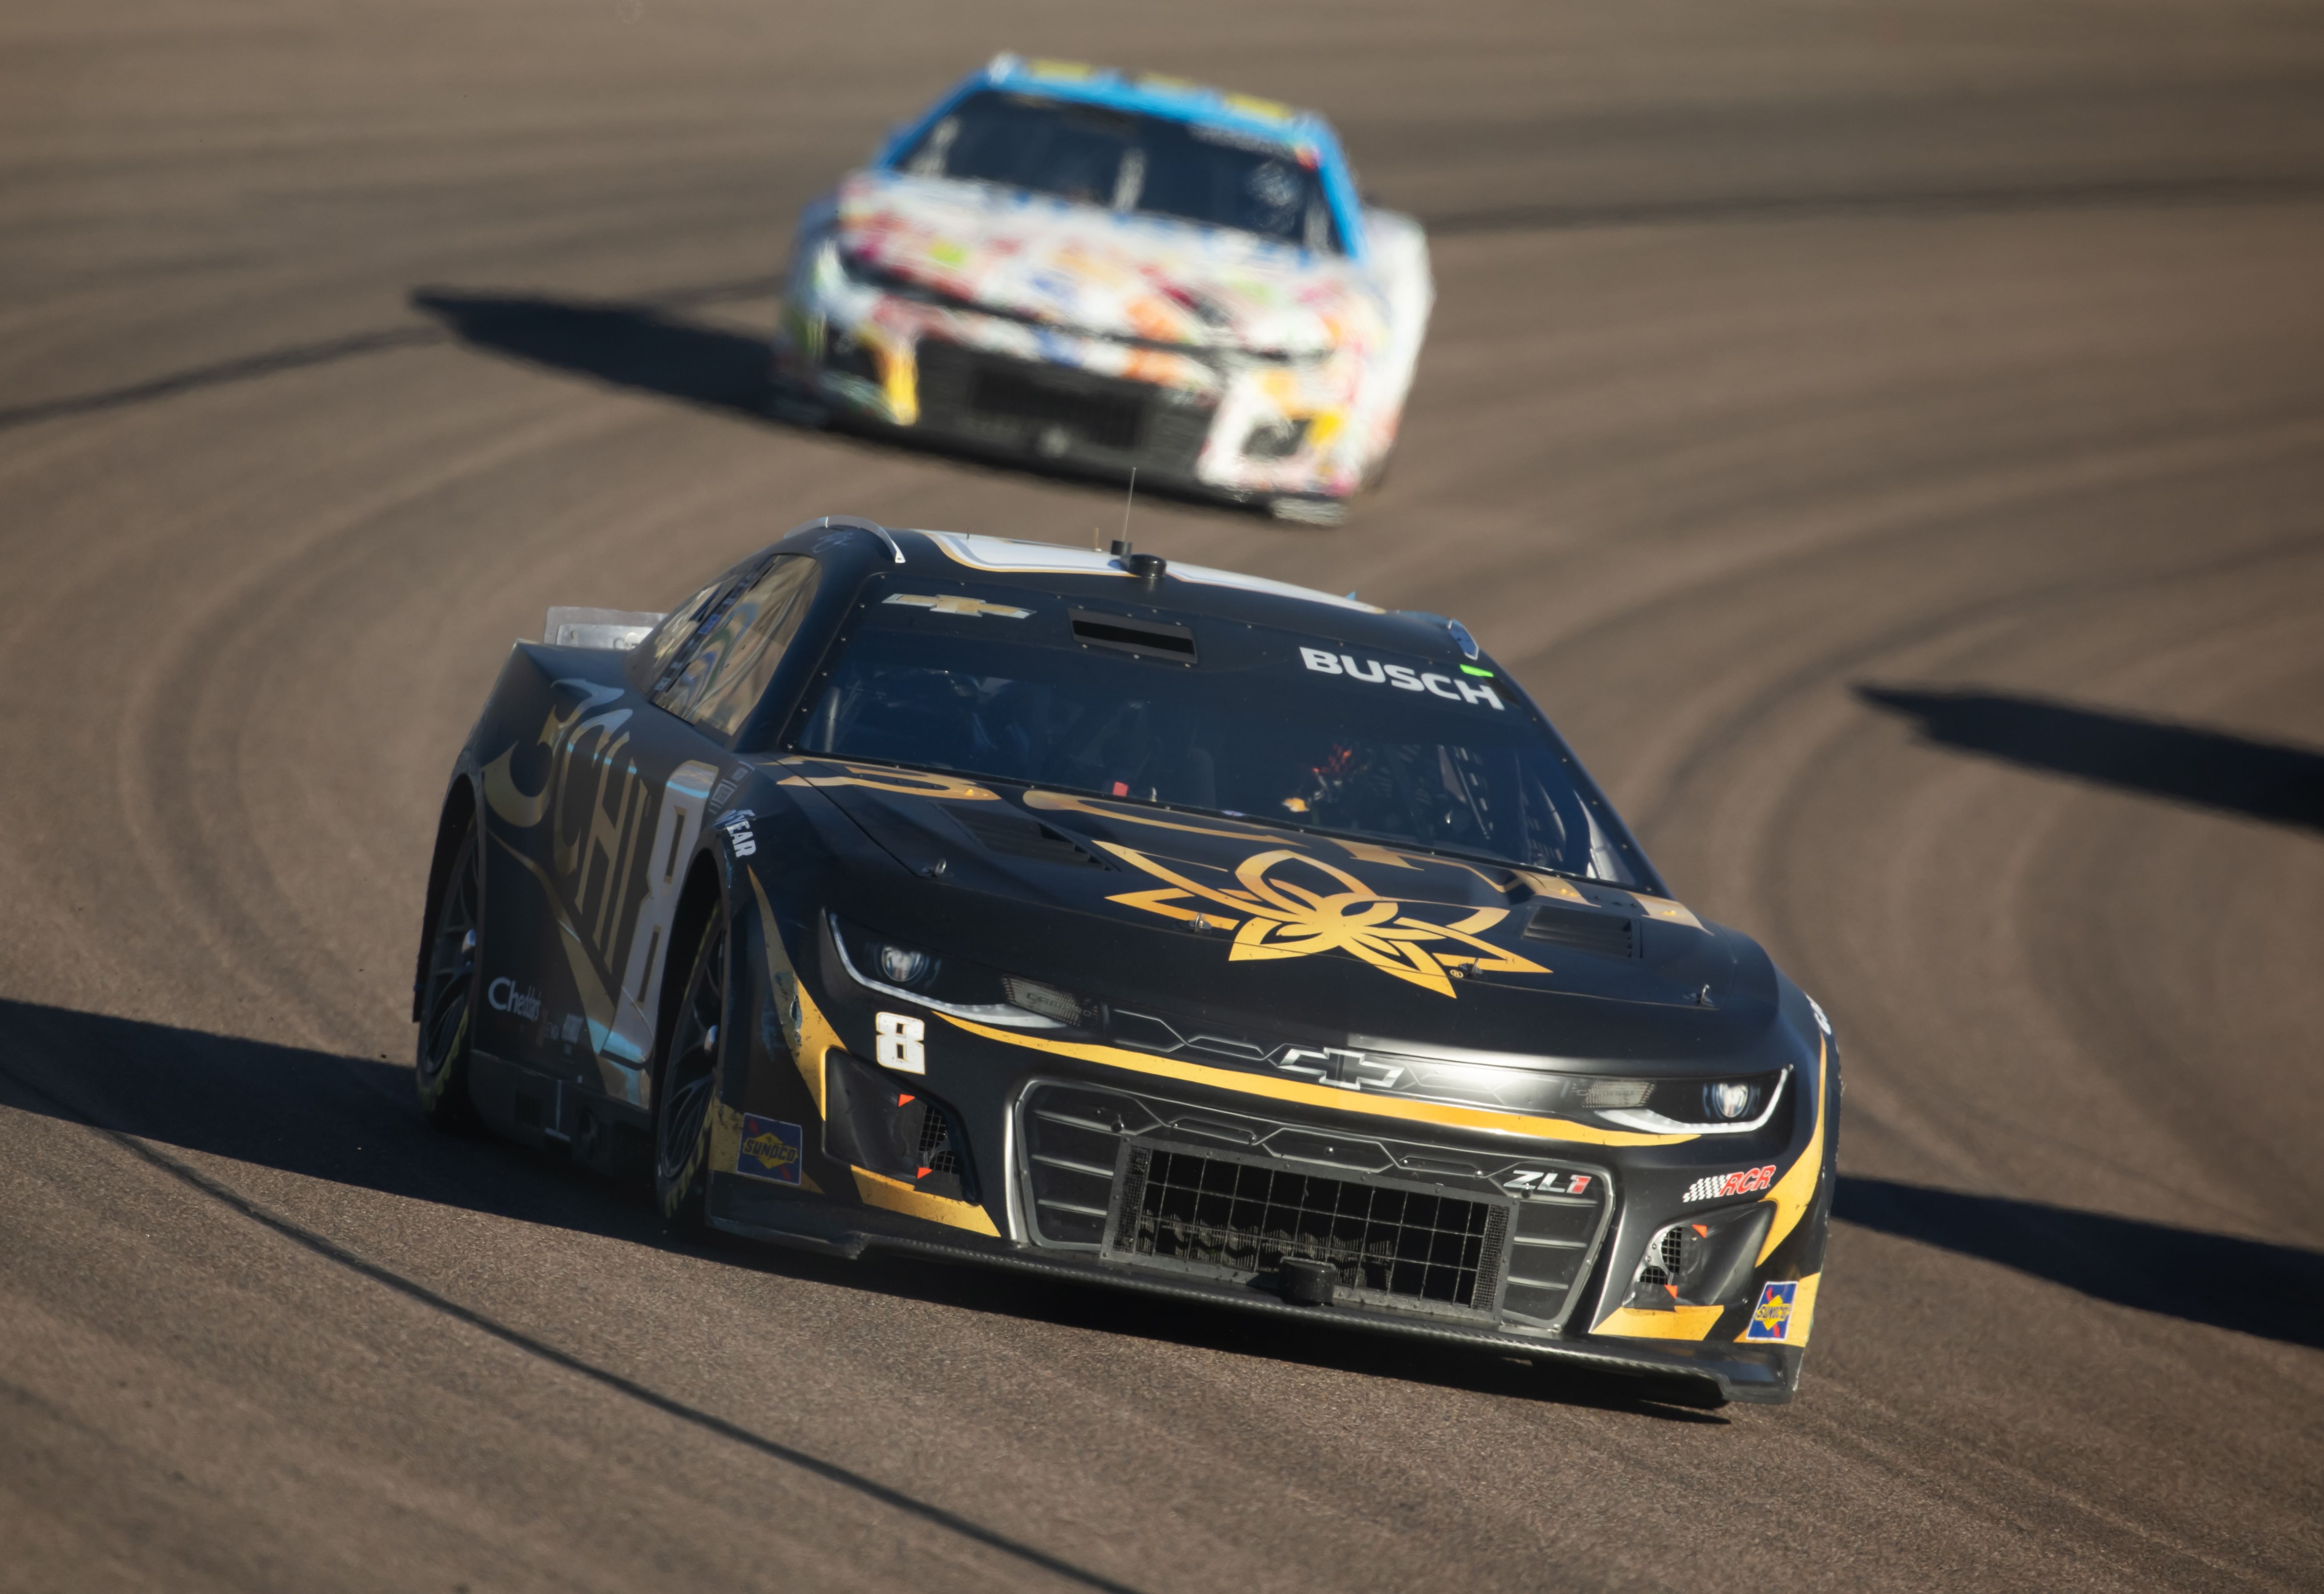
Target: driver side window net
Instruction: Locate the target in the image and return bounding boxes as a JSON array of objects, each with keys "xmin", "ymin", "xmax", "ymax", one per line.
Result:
[{"xmin": 656, "ymin": 556, "xmax": 821, "ymax": 738}]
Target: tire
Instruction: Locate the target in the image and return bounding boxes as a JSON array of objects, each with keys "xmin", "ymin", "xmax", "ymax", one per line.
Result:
[
  {"xmin": 415, "ymin": 818, "xmax": 484, "ymax": 1132},
  {"xmin": 654, "ymin": 899, "xmax": 729, "ymax": 1227},
  {"xmin": 763, "ymin": 373, "xmax": 830, "ymax": 429}
]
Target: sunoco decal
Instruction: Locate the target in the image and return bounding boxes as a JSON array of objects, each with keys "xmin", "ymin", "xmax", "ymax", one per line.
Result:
[
  {"xmin": 735, "ymin": 1115, "xmax": 803, "ymax": 1184},
  {"xmin": 1746, "ymin": 1280, "xmax": 1798, "ymax": 1341}
]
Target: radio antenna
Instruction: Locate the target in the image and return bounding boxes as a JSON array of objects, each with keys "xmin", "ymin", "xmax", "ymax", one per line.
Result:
[{"xmin": 1120, "ymin": 466, "xmax": 1138, "ymax": 547}]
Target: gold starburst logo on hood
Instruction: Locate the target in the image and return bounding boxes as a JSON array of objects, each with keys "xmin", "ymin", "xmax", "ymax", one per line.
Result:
[{"xmin": 1097, "ymin": 843, "xmax": 1548, "ymax": 999}]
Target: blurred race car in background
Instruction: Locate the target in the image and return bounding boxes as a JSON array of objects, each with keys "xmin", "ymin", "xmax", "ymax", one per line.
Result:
[{"xmin": 771, "ymin": 56, "xmax": 1433, "ymax": 525}]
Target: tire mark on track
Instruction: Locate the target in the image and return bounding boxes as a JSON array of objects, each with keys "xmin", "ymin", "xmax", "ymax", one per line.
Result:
[
  {"xmin": 0, "ymin": 1053, "xmax": 1149, "ymax": 1594},
  {"xmin": 1423, "ymin": 171, "xmax": 2324, "ymax": 237}
]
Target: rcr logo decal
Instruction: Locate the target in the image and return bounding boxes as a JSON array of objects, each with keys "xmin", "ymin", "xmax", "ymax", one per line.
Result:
[
  {"xmin": 1683, "ymin": 1165, "xmax": 1775, "ymax": 1202},
  {"xmin": 1300, "ymin": 648, "xmax": 1503, "ymax": 709},
  {"xmin": 487, "ymin": 977, "xmax": 543, "ymax": 1022}
]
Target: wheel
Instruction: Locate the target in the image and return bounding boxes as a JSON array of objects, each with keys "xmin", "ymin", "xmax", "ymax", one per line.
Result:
[
  {"xmin": 415, "ymin": 818, "xmax": 484, "ymax": 1131},
  {"xmin": 763, "ymin": 372, "xmax": 830, "ymax": 429},
  {"xmin": 654, "ymin": 900, "xmax": 729, "ymax": 1226}
]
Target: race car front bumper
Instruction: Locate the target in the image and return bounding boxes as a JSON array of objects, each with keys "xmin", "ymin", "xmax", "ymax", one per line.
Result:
[
  {"xmin": 707, "ymin": 1170, "xmax": 1800, "ymax": 1405},
  {"xmin": 773, "ymin": 276, "xmax": 1366, "ymax": 513},
  {"xmin": 710, "ymin": 1036, "xmax": 1819, "ymax": 1405}
]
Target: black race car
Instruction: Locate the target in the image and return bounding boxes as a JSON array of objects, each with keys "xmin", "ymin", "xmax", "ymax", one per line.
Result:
[{"xmin": 414, "ymin": 518, "xmax": 1837, "ymax": 1405}]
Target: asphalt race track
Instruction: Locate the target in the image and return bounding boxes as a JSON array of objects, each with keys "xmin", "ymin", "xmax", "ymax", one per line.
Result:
[{"xmin": 5, "ymin": 3, "xmax": 2323, "ymax": 1589}]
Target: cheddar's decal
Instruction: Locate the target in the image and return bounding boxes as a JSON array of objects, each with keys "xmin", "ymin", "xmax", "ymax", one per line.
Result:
[{"xmin": 1097, "ymin": 842, "xmax": 1548, "ymax": 998}]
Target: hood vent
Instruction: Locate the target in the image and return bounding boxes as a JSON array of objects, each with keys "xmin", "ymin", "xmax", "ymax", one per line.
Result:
[
  {"xmin": 1069, "ymin": 609, "xmax": 1196, "ymax": 663},
  {"xmin": 1523, "ymin": 903, "xmax": 1639, "ymax": 959},
  {"xmin": 951, "ymin": 806, "xmax": 1108, "ymax": 869}
]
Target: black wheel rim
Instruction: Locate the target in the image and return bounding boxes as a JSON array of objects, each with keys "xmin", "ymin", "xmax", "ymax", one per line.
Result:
[
  {"xmin": 419, "ymin": 833, "xmax": 480, "ymax": 1092},
  {"xmin": 657, "ymin": 911, "xmax": 726, "ymax": 1185}
]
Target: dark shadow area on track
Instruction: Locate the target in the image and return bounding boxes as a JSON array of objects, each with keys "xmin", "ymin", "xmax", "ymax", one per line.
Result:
[
  {"xmin": 13, "ymin": 164, "xmax": 2323, "ymax": 434},
  {"xmin": 406, "ymin": 287, "xmax": 1278, "ymax": 521},
  {"xmin": 0, "ymin": 998, "xmax": 1714, "ymax": 1422},
  {"xmin": 0, "ymin": 276, "xmax": 778, "ymax": 433},
  {"xmin": 1833, "ymin": 1177, "xmax": 2324, "ymax": 1350},
  {"xmin": 1859, "ymin": 685, "xmax": 2324, "ymax": 833},
  {"xmin": 8, "ymin": 998, "xmax": 2318, "ymax": 1364}
]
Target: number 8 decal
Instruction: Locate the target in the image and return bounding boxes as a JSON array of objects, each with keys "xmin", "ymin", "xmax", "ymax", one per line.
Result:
[{"xmin": 875, "ymin": 1011, "xmax": 926, "ymax": 1074}]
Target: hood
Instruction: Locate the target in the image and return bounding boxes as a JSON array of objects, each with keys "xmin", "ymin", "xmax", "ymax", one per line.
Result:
[
  {"xmin": 787, "ymin": 765, "xmax": 1788, "ymax": 1070},
  {"xmin": 832, "ymin": 170, "xmax": 1380, "ymax": 359}
]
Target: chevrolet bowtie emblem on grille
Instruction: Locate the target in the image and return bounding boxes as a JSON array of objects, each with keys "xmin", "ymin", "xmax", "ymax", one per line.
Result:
[{"xmin": 1097, "ymin": 843, "xmax": 1549, "ymax": 998}]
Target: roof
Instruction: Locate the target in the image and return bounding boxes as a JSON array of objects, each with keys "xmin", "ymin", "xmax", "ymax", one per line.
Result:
[
  {"xmin": 912, "ymin": 529, "xmax": 1384, "ymax": 614},
  {"xmin": 872, "ymin": 55, "xmax": 1369, "ymax": 260},
  {"xmin": 979, "ymin": 55, "xmax": 1330, "ymax": 149},
  {"xmin": 777, "ymin": 518, "xmax": 1478, "ymax": 663}
]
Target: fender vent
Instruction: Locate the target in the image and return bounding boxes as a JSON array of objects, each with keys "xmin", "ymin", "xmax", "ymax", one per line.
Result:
[
  {"xmin": 949, "ymin": 807, "xmax": 1107, "ymax": 869},
  {"xmin": 1524, "ymin": 904, "xmax": 1638, "ymax": 959}
]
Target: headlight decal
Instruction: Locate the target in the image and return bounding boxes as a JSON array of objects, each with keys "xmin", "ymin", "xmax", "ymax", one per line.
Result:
[
  {"xmin": 748, "ymin": 872, "xmax": 843, "ymax": 1117},
  {"xmin": 1755, "ymin": 1033, "xmax": 1828, "ymax": 1264}
]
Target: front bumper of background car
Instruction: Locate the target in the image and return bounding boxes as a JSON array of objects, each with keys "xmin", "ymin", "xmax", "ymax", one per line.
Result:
[{"xmin": 771, "ymin": 266, "xmax": 1370, "ymax": 507}]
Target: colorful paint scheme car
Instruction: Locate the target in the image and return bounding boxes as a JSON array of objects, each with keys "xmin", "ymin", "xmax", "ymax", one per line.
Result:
[
  {"xmin": 415, "ymin": 519, "xmax": 1838, "ymax": 1406},
  {"xmin": 769, "ymin": 57, "xmax": 1433, "ymax": 525}
]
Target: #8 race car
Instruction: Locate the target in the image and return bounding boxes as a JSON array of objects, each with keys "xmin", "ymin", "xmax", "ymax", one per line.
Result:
[
  {"xmin": 416, "ymin": 519, "xmax": 1837, "ymax": 1406},
  {"xmin": 769, "ymin": 55, "xmax": 1433, "ymax": 526}
]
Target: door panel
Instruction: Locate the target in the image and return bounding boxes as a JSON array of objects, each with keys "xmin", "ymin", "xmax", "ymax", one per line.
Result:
[{"xmin": 477, "ymin": 660, "xmax": 722, "ymax": 1109}]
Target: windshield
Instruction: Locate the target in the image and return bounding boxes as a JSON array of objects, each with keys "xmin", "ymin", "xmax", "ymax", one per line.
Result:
[
  {"xmin": 898, "ymin": 90, "xmax": 1343, "ymax": 254},
  {"xmin": 786, "ymin": 579, "xmax": 1646, "ymax": 884}
]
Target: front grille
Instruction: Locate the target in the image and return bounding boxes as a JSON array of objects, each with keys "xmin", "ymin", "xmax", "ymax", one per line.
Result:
[
  {"xmin": 915, "ymin": 341, "xmax": 1214, "ymax": 477},
  {"xmin": 1017, "ymin": 1082, "xmax": 1613, "ymax": 1329},
  {"xmin": 1113, "ymin": 1144, "xmax": 1509, "ymax": 1310},
  {"xmin": 917, "ymin": 1099, "xmax": 964, "ymax": 1184},
  {"xmin": 970, "ymin": 364, "xmax": 1143, "ymax": 448}
]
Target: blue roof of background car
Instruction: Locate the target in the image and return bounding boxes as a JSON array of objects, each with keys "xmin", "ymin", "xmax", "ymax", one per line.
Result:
[{"xmin": 873, "ymin": 54, "xmax": 1369, "ymax": 259}]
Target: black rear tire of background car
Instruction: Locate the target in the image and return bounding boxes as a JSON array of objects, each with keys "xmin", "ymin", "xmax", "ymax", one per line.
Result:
[
  {"xmin": 415, "ymin": 819, "xmax": 484, "ymax": 1133},
  {"xmin": 654, "ymin": 902, "xmax": 729, "ymax": 1228}
]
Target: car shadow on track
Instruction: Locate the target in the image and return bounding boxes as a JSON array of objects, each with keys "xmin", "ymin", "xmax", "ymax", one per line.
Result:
[
  {"xmin": 0, "ymin": 996, "xmax": 1713, "ymax": 1420},
  {"xmin": 11, "ymin": 999, "xmax": 2313, "ymax": 1392},
  {"xmin": 1857, "ymin": 685, "xmax": 2324, "ymax": 833},
  {"xmin": 407, "ymin": 286, "xmax": 1278, "ymax": 522}
]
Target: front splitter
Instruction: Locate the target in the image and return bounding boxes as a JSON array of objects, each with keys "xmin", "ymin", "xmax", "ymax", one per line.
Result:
[{"xmin": 707, "ymin": 1175, "xmax": 1797, "ymax": 1405}]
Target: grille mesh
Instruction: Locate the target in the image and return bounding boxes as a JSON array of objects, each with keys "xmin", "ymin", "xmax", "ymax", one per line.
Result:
[
  {"xmin": 1114, "ymin": 1145, "xmax": 1507, "ymax": 1310},
  {"xmin": 915, "ymin": 342, "xmax": 1213, "ymax": 475}
]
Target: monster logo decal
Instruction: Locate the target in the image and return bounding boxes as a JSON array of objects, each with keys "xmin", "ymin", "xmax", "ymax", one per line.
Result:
[{"xmin": 1097, "ymin": 842, "xmax": 1549, "ymax": 998}]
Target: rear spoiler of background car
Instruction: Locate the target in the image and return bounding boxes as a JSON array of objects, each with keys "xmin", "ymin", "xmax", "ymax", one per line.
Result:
[{"xmin": 543, "ymin": 607, "xmax": 663, "ymax": 651}]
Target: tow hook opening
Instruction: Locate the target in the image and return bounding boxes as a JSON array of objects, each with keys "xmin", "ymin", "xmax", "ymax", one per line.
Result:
[{"xmin": 1279, "ymin": 1256, "xmax": 1337, "ymax": 1306}]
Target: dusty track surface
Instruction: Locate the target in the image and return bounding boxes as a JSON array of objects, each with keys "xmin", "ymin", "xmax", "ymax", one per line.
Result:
[{"xmin": 5, "ymin": 3, "xmax": 2323, "ymax": 1589}]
